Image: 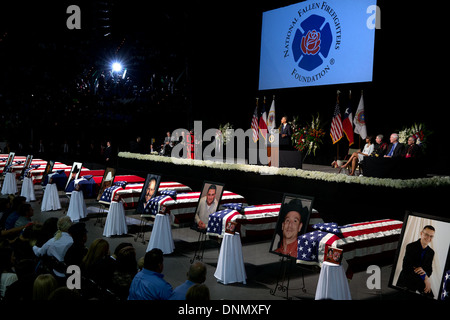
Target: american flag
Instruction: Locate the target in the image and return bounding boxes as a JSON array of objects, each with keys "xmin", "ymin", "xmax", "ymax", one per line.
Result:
[
  {"xmin": 207, "ymin": 209, "xmax": 239, "ymax": 236},
  {"xmin": 330, "ymin": 102, "xmax": 343, "ymax": 144},
  {"xmin": 251, "ymin": 105, "xmax": 259, "ymax": 143},
  {"xmin": 143, "ymin": 195, "xmax": 171, "ymax": 215},
  {"xmin": 297, "ymin": 219, "xmax": 403, "ymax": 278},
  {"xmin": 100, "ymin": 185, "xmax": 120, "ymax": 203},
  {"xmin": 159, "ymin": 189, "xmax": 177, "ymax": 200},
  {"xmin": 441, "ymin": 270, "xmax": 450, "ymax": 301}
]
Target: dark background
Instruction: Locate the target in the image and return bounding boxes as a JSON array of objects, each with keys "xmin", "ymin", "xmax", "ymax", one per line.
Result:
[{"xmin": 0, "ymin": 0, "xmax": 447, "ymax": 173}]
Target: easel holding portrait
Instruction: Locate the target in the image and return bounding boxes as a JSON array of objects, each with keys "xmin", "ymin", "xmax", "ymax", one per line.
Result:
[
  {"xmin": 190, "ymin": 180, "xmax": 225, "ymax": 264},
  {"xmin": 94, "ymin": 167, "xmax": 116, "ymax": 227},
  {"xmin": 269, "ymin": 193, "xmax": 314, "ymax": 299}
]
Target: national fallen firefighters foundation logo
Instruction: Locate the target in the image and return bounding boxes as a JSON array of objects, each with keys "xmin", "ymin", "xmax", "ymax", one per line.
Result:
[{"xmin": 292, "ymin": 14, "xmax": 333, "ymax": 72}]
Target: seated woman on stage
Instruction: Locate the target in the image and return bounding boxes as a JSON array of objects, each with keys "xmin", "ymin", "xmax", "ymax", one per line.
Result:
[
  {"xmin": 371, "ymin": 134, "xmax": 388, "ymax": 157},
  {"xmin": 340, "ymin": 136, "xmax": 374, "ymax": 175}
]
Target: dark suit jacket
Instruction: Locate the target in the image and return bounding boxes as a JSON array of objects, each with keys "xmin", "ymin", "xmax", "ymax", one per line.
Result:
[
  {"xmin": 396, "ymin": 239, "xmax": 435, "ymax": 296},
  {"xmin": 384, "ymin": 142, "xmax": 405, "ymax": 158},
  {"xmin": 279, "ymin": 123, "xmax": 292, "ymax": 146}
]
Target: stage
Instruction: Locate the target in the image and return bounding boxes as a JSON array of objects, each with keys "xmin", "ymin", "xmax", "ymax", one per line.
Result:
[{"xmin": 117, "ymin": 152, "xmax": 450, "ymax": 226}]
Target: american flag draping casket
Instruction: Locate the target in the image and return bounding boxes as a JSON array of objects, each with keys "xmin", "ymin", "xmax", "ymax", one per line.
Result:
[
  {"xmin": 28, "ymin": 162, "xmax": 90, "ymax": 184},
  {"xmin": 98, "ymin": 182, "xmax": 193, "ymax": 209},
  {"xmin": 206, "ymin": 203, "xmax": 324, "ymax": 239},
  {"xmin": 296, "ymin": 219, "xmax": 403, "ymax": 279}
]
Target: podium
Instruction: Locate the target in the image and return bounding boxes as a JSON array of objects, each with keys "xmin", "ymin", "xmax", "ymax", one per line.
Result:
[
  {"xmin": 315, "ymin": 261, "xmax": 351, "ymax": 300},
  {"xmin": 214, "ymin": 232, "xmax": 246, "ymax": 285}
]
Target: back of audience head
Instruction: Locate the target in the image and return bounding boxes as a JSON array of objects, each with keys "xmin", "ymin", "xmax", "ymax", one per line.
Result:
[
  {"xmin": 81, "ymin": 238, "xmax": 110, "ymax": 270},
  {"xmin": 33, "ymin": 273, "xmax": 58, "ymax": 300},
  {"xmin": 143, "ymin": 248, "xmax": 164, "ymax": 273},
  {"xmin": 54, "ymin": 216, "xmax": 72, "ymax": 240},
  {"xmin": 188, "ymin": 262, "xmax": 207, "ymax": 284},
  {"xmin": 186, "ymin": 283, "xmax": 210, "ymax": 301}
]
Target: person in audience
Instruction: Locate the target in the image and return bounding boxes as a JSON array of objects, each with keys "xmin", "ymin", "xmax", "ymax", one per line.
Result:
[
  {"xmin": 80, "ymin": 238, "xmax": 115, "ymax": 291},
  {"xmin": 32, "ymin": 216, "xmax": 73, "ymax": 279},
  {"xmin": 371, "ymin": 134, "xmax": 388, "ymax": 157},
  {"xmin": 32, "ymin": 273, "xmax": 58, "ymax": 300},
  {"xmin": 3, "ymin": 258, "xmax": 36, "ymax": 301},
  {"xmin": 13, "ymin": 203, "xmax": 34, "ymax": 229},
  {"xmin": 384, "ymin": 133, "xmax": 405, "ymax": 158},
  {"xmin": 111, "ymin": 245, "xmax": 138, "ymax": 300},
  {"xmin": 403, "ymin": 136, "xmax": 422, "ymax": 158},
  {"xmin": 64, "ymin": 222, "xmax": 88, "ymax": 267},
  {"xmin": 128, "ymin": 248, "xmax": 173, "ymax": 300},
  {"xmin": 340, "ymin": 136, "xmax": 374, "ymax": 175},
  {"xmin": 185, "ymin": 283, "xmax": 210, "ymax": 301},
  {"xmin": 170, "ymin": 262, "xmax": 207, "ymax": 300},
  {"xmin": 3, "ymin": 196, "xmax": 27, "ymax": 230},
  {"xmin": 0, "ymin": 245, "xmax": 18, "ymax": 298}
]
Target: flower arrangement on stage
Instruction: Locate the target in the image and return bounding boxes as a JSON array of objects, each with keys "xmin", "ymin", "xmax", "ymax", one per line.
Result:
[
  {"xmin": 291, "ymin": 114, "xmax": 326, "ymax": 157},
  {"xmin": 398, "ymin": 123, "xmax": 431, "ymax": 152},
  {"xmin": 218, "ymin": 122, "xmax": 234, "ymax": 145}
]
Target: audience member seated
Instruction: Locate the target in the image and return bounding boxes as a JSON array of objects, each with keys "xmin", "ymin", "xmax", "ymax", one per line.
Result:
[
  {"xmin": 0, "ymin": 245, "xmax": 18, "ymax": 299},
  {"xmin": 3, "ymin": 258, "xmax": 37, "ymax": 301},
  {"xmin": 32, "ymin": 216, "xmax": 73, "ymax": 279},
  {"xmin": 185, "ymin": 283, "xmax": 210, "ymax": 301},
  {"xmin": 111, "ymin": 245, "xmax": 138, "ymax": 300},
  {"xmin": 128, "ymin": 248, "xmax": 173, "ymax": 300},
  {"xmin": 371, "ymin": 134, "xmax": 388, "ymax": 157},
  {"xmin": 340, "ymin": 136, "xmax": 374, "ymax": 175},
  {"xmin": 3, "ymin": 196, "xmax": 26, "ymax": 230},
  {"xmin": 32, "ymin": 273, "xmax": 58, "ymax": 300},
  {"xmin": 384, "ymin": 133, "xmax": 405, "ymax": 158},
  {"xmin": 64, "ymin": 222, "xmax": 88, "ymax": 267},
  {"xmin": 80, "ymin": 238, "xmax": 115, "ymax": 299},
  {"xmin": 170, "ymin": 261, "xmax": 207, "ymax": 300}
]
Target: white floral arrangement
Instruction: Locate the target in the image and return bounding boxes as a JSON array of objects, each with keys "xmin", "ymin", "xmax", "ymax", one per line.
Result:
[
  {"xmin": 118, "ymin": 152, "xmax": 450, "ymax": 189},
  {"xmin": 218, "ymin": 122, "xmax": 234, "ymax": 145},
  {"xmin": 398, "ymin": 123, "xmax": 430, "ymax": 151}
]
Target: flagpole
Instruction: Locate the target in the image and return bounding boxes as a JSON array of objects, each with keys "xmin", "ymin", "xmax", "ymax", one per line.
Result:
[{"xmin": 336, "ymin": 90, "xmax": 340, "ymax": 162}]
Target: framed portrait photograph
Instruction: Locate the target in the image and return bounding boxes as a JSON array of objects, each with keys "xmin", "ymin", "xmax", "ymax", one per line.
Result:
[
  {"xmin": 270, "ymin": 193, "xmax": 314, "ymax": 259},
  {"xmin": 193, "ymin": 181, "xmax": 225, "ymax": 231},
  {"xmin": 65, "ymin": 162, "xmax": 82, "ymax": 191},
  {"xmin": 42, "ymin": 160, "xmax": 55, "ymax": 186},
  {"xmin": 96, "ymin": 167, "xmax": 116, "ymax": 201},
  {"xmin": 136, "ymin": 173, "xmax": 162, "ymax": 215},
  {"xmin": 20, "ymin": 155, "xmax": 33, "ymax": 178},
  {"xmin": 324, "ymin": 245, "xmax": 343, "ymax": 265},
  {"xmin": 389, "ymin": 211, "xmax": 450, "ymax": 300}
]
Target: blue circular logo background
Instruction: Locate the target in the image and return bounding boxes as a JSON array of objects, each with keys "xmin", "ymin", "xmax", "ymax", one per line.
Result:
[{"xmin": 292, "ymin": 14, "xmax": 333, "ymax": 72}]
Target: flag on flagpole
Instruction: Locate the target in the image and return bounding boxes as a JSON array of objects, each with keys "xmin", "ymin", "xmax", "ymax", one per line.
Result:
[
  {"xmin": 259, "ymin": 97, "xmax": 268, "ymax": 141},
  {"xmin": 330, "ymin": 99, "xmax": 344, "ymax": 144},
  {"xmin": 267, "ymin": 97, "xmax": 276, "ymax": 133},
  {"xmin": 251, "ymin": 101, "xmax": 259, "ymax": 143},
  {"xmin": 354, "ymin": 93, "xmax": 367, "ymax": 139},
  {"xmin": 342, "ymin": 93, "xmax": 354, "ymax": 146}
]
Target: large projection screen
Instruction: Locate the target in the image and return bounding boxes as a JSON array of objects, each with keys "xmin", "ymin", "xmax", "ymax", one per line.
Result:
[{"xmin": 259, "ymin": 0, "xmax": 377, "ymax": 90}]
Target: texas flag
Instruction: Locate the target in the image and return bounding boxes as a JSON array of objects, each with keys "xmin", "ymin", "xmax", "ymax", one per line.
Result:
[{"xmin": 342, "ymin": 107, "xmax": 354, "ymax": 146}]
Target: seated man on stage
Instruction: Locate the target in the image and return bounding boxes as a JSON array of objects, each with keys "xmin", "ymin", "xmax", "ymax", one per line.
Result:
[
  {"xmin": 371, "ymin": 134, "xmax": 388, "ymax": 157},
  {"xmin": 403, "ymin": 136, "xmax": 422, "ymax": 158},
  {"xmin": 194, "ymin": 184, "xmax": 218, "ymax": 230},
  {"xmin": 384, "ymin": 133, "xmax": 405, "ymax": 158}
]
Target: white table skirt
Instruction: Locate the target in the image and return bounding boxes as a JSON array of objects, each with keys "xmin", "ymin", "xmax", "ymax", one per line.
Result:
[
  {"xmin": 147, "ymin": 213, "xmax": 174, "ymax": 254},
  {"xmin": 1, "ymin": 172, "xmax": 17, "ymax": 195},
  {"xmin": 103, "ymin": 201, "xmax": 128, "ymax": 237},
  {"xmin": 315, "ymin": 261, "xmax": 352, "ymax": 300},
  {"xmin": 20, "ymin": 176, "xmax": 36, "ymax": 202},
  {"xmin": 214, "ymin": 232, "xmax": 247, "ymax": 285},
  {"xmin": 40, "ymin": 183, "xmax": 61, "ymax": 212},
  {"xmin": 66, "ymin": 190, "xmax": 87, "ymax": 222}
]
